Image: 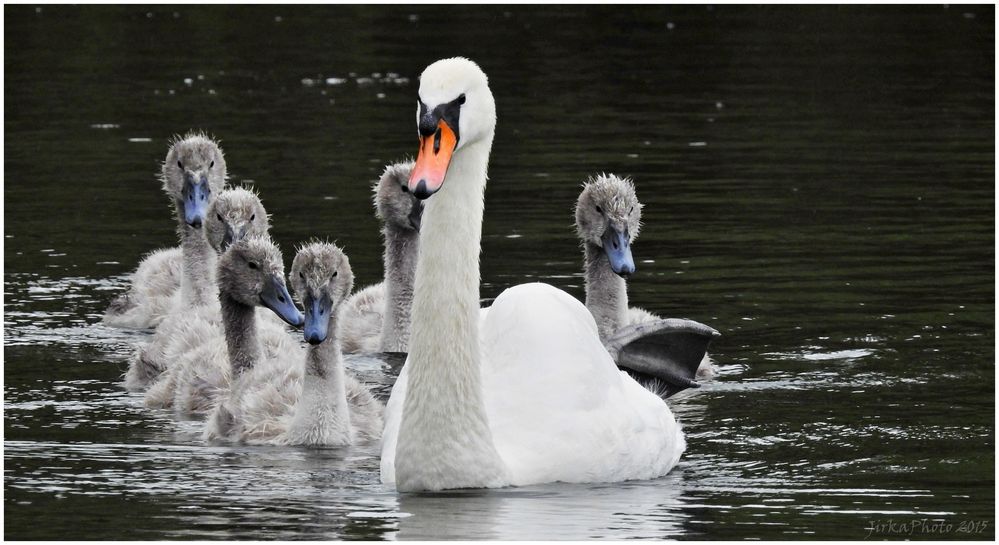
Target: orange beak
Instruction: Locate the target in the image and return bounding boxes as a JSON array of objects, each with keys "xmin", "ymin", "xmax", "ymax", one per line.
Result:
[{"xmin": 408, "ymin": 120, "xmax": 457, "ymax": 199}]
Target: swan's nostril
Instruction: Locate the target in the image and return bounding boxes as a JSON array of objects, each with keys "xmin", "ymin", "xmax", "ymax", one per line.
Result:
[{"xmin": 433, "ymin": 127, "xmax": 442, "ymax": 155}]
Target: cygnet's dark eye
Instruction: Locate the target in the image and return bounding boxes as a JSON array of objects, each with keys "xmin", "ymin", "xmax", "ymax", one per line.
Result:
[
  {"xmin": 331, "ymin": 270, "xmax": 338, "ymax": 278},
  {"xmin": 210, "ymin": 160, "xmax": 215, "ymax": 169},
  {"xmin": 250, "ymin": 214, "xmax": 255, "ymax": 222},
  {"xmin": 248, "ymin": 262, "xmax": 258, "ymax": 270},
  {"xmin": 629, "ymin": 206, "xmax": 634, "ymax": 214},
  {"xmin": 595, "ymin": 205, "xmax": 603, "ymax": 214},
  {"xmin": 177, "ymin": 160, "xmax": 183, "ymax": 169},
  {"xmin": 458, "ymin": 93, "xmax": 466, "ymax": 105},
  {"xmin": 400, "ymin": 184, "xmax": 409, "ymax": 193},
  {"xmin": 216, "ymin": 213, "xmax": 223, "ymax": 222},
  {"xmin": 299, "ymin": 271, "xmax": 304, "ymax": 279}
]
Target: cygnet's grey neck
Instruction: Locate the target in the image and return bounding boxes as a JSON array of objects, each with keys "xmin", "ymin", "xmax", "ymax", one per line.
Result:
[
  {"xmin": 378, "ymin": 223, "xmax": 419, "ymax": 352},
  {"xmin": 306, "ymin": 308, "xmax": 345, "ymax": 379},
  {"xmin": 177, "ymin": 207, "xmax": 218, "ymax": 308},
  {"xmin": 584, "ymin": 241, "xmax": 629, "ymax": 342},
  {"xmin": 294, "ymin": 298, "xmax": 351, "ymax": 444},
  {"xmin": 220, "ymin": 292, "xmax": 260, "ymax": 376}
]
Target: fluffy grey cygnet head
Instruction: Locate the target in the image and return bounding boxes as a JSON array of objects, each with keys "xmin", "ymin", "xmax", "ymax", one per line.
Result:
[
  {"xmin": 374, "ymin": 161, "xmax": 422, "ymax": 231},
  {"xmin": 575, "ymin": 174, "xmax": 643, "ymax": 277},
  {"xmin": 217, "ymin": 235, "xmax": 302, "ymax": 326},
  {"xmin": 205, "ymin": 187, "xmax": 271, "ymax": 253},
  {"xmin": 161, "ymin": 132, "xmax": 228, "ymax": 228},
  {"xmin": 291, "ymin": 242, "xmax": 355, "ymax": 345}
]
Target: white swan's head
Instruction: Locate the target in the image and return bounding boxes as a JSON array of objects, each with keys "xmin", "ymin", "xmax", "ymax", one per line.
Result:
[
  {"xmin": 408, "ymin": 57, "xmax": 495, "ymax": 199},
  {"xmin": 374, "ymin": 160, "xmax": 423, "ymax": 232},
  {"xmin": 290, "ymin": 242, "xmax": 354, "ymax": 345},
  {"xmin": 575, "ymin": 174, "xmax": 643, "ymax": 277},
  {"xmin": 162, "ymin": 132, "xmax": 227, "ymax": 228},
  {"xmin": 217, "ymin": 235, "xmax": 303, "ymax": 326},
  {"xmin": 206, "ymin": 187, "xmax": 271, "ymax": 253}
]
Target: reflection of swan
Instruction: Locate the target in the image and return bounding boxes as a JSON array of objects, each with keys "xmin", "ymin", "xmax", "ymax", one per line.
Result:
[
  {"xmin": 201, "ymin": 238, "xmax": 382, "ymax": 445},
  {"xmin": 340, "ymin": 161, "xmax": 421, "ymax": 353},
  {"xmin": 126, "ymin": 188, "xmax": 269, "ymax": 391},
  {"xmin": 103, "ymin": 132, "xmax": 227, "ymax": 329},
  {"xmin": 395, "ymin": 477, "xmax": 686, "ymax": 540},
  {"xmin": 381, "ymin": 58, "xmax": 685, "ymax": 492},
  {"xmin": 574, "ymin": 174, "xmax": 718, "ymax": 395}
]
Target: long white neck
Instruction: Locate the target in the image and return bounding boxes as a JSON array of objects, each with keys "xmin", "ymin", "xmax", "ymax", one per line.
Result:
[
  {"xmin": 378, "ymin": 224, "xmax": 419, "ymax": 352},
  {"xmin": 176, "ymin": 208, "xmax": 217, "ymax": 308},
  {"xmin": 584, "ymin": 243, "xmax": 629, "ymax": 342},
  {"xmin": 288, "ymin": 305, "xmax": 352, "ymax": 446},
  {"xmin": 394, "ymin": 138, "xmax": 510, "ymax": 492}
]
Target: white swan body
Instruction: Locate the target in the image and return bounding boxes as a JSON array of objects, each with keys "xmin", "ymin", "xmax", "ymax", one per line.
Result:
[
  {"xmin": 104, "ymin": 132, "xmax": 227, "ymax": 329},
  {"xmin": 382, "ymin": 283, "xmax": 685, "ymax": 488},
  {"xmin": 381, "ymin": 58, "xmax": 684, "ymax": 492}
]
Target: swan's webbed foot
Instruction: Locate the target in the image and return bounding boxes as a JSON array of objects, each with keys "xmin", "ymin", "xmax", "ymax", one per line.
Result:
[{"xmin": 605, "ymin": 318, "xmax": 720, "ymax": 398}]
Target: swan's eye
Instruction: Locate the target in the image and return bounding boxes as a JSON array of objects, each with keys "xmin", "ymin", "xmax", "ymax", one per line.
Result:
[
  {"xmin": 458, "ymin": 93, "xmax": 466, "ymax": 105},
  {"xmin": 248, "ymin": 262, "xmax": 258, "ymax": 270},
  {"xmin": 331, "ymin": 271, "xmax": 338, "ymax": 278},
  {"xmin": 595, "ymin": 205, "xmax": 603, "ymax": 214},
  {"xmin": 216, "ymin": 213, "xmax": 223, "ymax": 222},
  {"xmin": 299, "ymin": 271, "xmax": 304, "ymax": 279},
  {"xmin": 210, "ymin": 160, "xmax": 215, "ymax": 169},
  {"xmin": 400, "ymin": 184, "xmax": 409, "ymax": 193},
  {"xmin": 250, "ymin": 214, "xmax": 255, "ymax": 222},
  {"xmin": 177, "ymin": 160, "xmax": 183, "ymax": 169},
  {"xmin": 629, "ymin": 206, "xmax": 634, "ymax": 214}
]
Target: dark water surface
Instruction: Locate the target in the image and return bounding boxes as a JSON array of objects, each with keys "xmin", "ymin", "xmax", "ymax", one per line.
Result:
[{"xmin": 4, "ymin": 5, "xmax": 994, "ymax": 540}]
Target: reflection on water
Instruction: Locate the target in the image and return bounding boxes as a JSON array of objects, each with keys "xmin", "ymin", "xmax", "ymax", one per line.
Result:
[{"xmin": 5, "ymin": 4, "xmax": 994, "ymax": 541}]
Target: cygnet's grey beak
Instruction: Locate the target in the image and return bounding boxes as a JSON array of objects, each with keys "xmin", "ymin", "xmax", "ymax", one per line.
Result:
[
  {"xmin": 303, "ymin": 293, "xmax": 332, "ymax": 345},
  {"xmin": 183, "ymin": 175, "xmax": 211, "ymax": 228},
  {"xmin": 260, "ymin": 275, "xmax": 304, "ymax": 327},
  {"xmin": 602, "ymin": 226, "xmax": 635, "ymax": 277},
  {"xmin": 408, "ymin": 200, "xmax": 424, "ymax": 231}
]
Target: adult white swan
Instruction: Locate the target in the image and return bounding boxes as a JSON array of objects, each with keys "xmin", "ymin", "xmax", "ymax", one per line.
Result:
[{"xmin": 380, "ymin": 58, "xmax": 686, "ymax": 492}]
